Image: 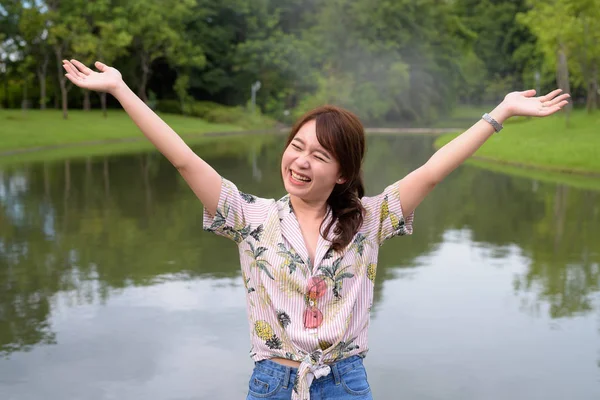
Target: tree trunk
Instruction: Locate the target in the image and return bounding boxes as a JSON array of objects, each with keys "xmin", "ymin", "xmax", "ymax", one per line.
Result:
[
  {"xmin": 137, "ymin": 53, "xmax": 150, "ymax": 104},
  {"xmin": 83, "ymin": 90, "xmax": 91, "ymax": 111},
  {"xmin": 60, "ymin": 80, "xmax": 68, "ymax": 119},
  {"xmin": 586, "ymin": 63, "xmax": 598, "ymax": 113},
  {"xmin": 100, "ymin": 92, "xmax": 108, "ymax": 117},
  {"xmin": 556, "ymin": 45, "xmax": 572, "ymax": 125},
  {"xmin": 55, "ymin": 45, "xmax": 69, "ymax": 119},
  {"xmin": 3, "ymin": 64, "xmax": 8, "ymax": 108},
  {"xmin": 38, "ymin": 70, "xmax": 47, "ymax": 110},
  {"xmin": 22, "ymin": 77, "xmax": 28, "ymax": 112},
  {"xmin": 37, "ymin": 52, "xmax": 49, "ymax": 110}
]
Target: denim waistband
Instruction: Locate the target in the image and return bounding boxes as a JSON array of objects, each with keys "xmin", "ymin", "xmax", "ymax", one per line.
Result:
[{"xmin": 253, "ymin": 355, "xmax": 364, "ymax": 383}]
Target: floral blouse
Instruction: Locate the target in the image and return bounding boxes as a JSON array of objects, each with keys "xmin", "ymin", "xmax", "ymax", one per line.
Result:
[{"xmin": 203, "ymin": 177, "xmax": 414, "ymax": 400}]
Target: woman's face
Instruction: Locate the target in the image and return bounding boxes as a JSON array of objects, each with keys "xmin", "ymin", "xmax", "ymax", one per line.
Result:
[{"xmin": 281, "ymin": 120, "xmax": 345, "ymax": 203}]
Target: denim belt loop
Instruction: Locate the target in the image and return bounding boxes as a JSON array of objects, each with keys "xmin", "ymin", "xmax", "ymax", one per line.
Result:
[
  {"xmin": 283, "ymin": 366, "xmax": 291, "ymax": 389},
  {"xmin": 332, "ymin": 362, "xmax": 341, "ymax": 386}
]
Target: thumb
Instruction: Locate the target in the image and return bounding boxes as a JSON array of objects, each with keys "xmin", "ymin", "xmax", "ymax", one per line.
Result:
[
  {"xmin": 95, "ymin": 61, "xmax": 108, "ymax": 72},
  {"xmin": 521, "ymin": 89, "xmax": 536, "ymax": 97}
]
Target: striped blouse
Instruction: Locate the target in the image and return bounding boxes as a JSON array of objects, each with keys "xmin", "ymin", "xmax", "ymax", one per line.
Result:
[{"xmin": 203, "ymin": 177, "xmax": 414, "ymax": 399}]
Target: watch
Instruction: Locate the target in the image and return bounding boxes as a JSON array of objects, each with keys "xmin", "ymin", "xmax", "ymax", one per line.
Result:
[{"xmin": 482, "ymin": 113, "xmax": 503, "ymax": 133}]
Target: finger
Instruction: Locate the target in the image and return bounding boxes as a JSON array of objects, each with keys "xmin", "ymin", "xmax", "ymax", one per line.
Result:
[
  {"xmin": 539, "ymin": 89, "xmax": 562, "ymax": 102},
  {"xmin": 70, "ymin": 59, "xmax": 93, "ymax": 76},
  {"xmin": 65, "ymin": 73, "xmax": 84, "ymax": 87},
  {"xmin": 95, "ymin": 61, "xmax": 109, "ymax": 72},
  {"xmin": 521, "ymin": 89, "xmax": 536, "ymax": 97},
  {"xmin": 544, "ymin": 93, "xmax": 570, "ymax": 107},
  {"xmin": 540, "ymin": 101, "xmax": 569, "ymax": 116},
  {"xmin": 63, "ymin": 62, "xmax": 85, "ymax": 80},
  {"xmin": 64, "ymin": 61, "xmax": 86, "ymax": 80}
]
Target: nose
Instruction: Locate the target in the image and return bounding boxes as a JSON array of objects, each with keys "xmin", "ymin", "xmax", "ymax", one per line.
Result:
[{"xmin": 295, "ymin": 154, "xmax": 310, "ymax": 169}]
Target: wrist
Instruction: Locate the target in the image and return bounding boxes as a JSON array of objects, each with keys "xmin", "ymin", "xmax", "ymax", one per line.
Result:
[
  {"xmin": 110, "ymin": 80, "xmax": 130, "ymax": 99},
  {"xmin": 489, "ymin": 103, "xmax": 512, "ymax": 124}
]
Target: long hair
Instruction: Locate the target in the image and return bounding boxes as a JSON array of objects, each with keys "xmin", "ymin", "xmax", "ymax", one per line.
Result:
[{"xmin": 284, "ymin": 105, "xmax": 366, "ymax": 251}]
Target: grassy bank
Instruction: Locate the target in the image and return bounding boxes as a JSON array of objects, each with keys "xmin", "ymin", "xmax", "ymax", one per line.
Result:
[
  {"xmin": 434, "ymin": 110, "xmax": 600, "ymax": 175},
  {"xmin": 0, "ymin": 109, "xmax": 249, "ymax": 153}
]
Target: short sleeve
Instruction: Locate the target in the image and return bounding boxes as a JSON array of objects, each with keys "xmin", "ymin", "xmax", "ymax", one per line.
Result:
[
  {"xmin": 361, "ymin": 181, "xmax": 414, "ymax": 245},
  {"xmin": 203, "ymin": 177, "xmax": 271, "ymax": 244}
]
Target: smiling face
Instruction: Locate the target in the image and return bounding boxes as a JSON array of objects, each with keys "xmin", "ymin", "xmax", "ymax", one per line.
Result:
[{"xmin": 281, "ymin": 119, "xmax": 345, "ymax": 203}]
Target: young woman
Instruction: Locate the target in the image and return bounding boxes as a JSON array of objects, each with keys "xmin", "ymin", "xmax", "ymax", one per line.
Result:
[{"xmin": 62, "ymin": 59, "xmax": 569, "ymax": 400}]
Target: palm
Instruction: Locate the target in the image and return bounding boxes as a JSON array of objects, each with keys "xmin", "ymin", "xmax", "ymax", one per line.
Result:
[
  {"xmin": 62, "ymin": 59, "xmax": 123, "ymax": 93},
  {"xmin": 503, "ymin": 89, "xmax": 570, "ymax": 117}
]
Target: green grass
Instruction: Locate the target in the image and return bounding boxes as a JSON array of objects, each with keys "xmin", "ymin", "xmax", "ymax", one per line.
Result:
[
  {"xmin": 434, "ymin": 110, "xmax": 600, "ymax": 174},
  {"xmin": 0, "ymin": 109, "xmax": 247, "ymax": 153}
]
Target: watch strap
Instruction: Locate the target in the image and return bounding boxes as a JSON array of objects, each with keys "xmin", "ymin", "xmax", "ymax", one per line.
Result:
[{"xmin": 482, "ymin": 113, "xmax": 503, "ymax": 133}]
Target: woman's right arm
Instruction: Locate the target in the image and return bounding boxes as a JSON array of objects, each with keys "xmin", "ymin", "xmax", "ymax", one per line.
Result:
[{"xmin": 63, "ymin": 59, "xmax": 221, "ymax": 215}]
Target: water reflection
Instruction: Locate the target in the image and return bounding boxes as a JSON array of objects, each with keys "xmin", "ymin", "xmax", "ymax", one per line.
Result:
[{"xmin": 0, "ymin": 134, "xmax": 599, "ymax": 398}]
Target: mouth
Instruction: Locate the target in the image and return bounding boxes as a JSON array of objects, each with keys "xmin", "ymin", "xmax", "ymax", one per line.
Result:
[{"xmin": 289, "ymin": 169, "xmax": 312, "ymax": 185}]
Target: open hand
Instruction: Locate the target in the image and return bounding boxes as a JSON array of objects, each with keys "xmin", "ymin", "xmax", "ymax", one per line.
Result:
[
  {"xmin": 62, "ymin": 59, "xmax": 124, "ymax": 94},
  {"xmin": 501, "ymin": 89, "xmax": 570, "ymax": 118}
]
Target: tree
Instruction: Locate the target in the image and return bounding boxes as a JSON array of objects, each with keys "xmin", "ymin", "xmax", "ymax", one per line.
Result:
[
  {"xmin": 46, "ymin": 0, "xmax": 88, "ymax": 119},
  {"xmin": 455, "ymin": 0, "xmax": 539, "ymax": 100},
  {"xmin": 19, "ymin": 3, "xmax": 51, "ymax": 110},
  {"xmin": 123, "ymin": 0, "xmax": 198, "ymax": 104},
  {"xmin": 0, "ymin": 0, "xmax": 22, "ymax": 109},
  {"xmin": 291, "ymin": 0, "xmax": 473, "ymax": 124},
  {"xmin": 93, "ymin": 6, "xmax": 132, "ymax": 117},
  {"xmin": 519, "ymin": 0, "xmax": 600, "ymax": 114},
  {"xmin": 568, "ymin": 0, "xmax": 600, "ymax": 112}
]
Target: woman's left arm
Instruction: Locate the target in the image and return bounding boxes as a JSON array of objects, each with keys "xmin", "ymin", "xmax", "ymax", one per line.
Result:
[{"xmin": 398, "ymin": 89, "xmax": 570, "ymax": 216}]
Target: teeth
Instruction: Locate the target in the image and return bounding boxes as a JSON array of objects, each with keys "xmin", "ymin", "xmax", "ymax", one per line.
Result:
[{"xmin": 291, "ymin": 170, "xmax": 311, "ymax": 182}]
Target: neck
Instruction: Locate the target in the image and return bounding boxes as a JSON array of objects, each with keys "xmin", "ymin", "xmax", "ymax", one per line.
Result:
[{"xmin": 289, "ymin": 195, "xmax": 328, "ymax": 221}]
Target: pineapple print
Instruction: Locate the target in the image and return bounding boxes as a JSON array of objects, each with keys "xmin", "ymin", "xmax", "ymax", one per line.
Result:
[
  {"xmin": 380, "ymin": 195, "xmax": 390, "ymax": 222},
  {"xmin": 367, "ymin": 263, "xmax": 377, "ymax": 282},
  {"xmin": 390, "ymin": 213, "xmax": 399, "ymax": 230},
  {"xmin": 390, "ymin": 212, "xmax": 405, "ymax": 231},
  {"xmin": 254, "ymin": 320, "xmax": 282, "ymax": 350},
  {"xmin": 255, "ymin": 320, "xmax": 273, "ymax": 340}
]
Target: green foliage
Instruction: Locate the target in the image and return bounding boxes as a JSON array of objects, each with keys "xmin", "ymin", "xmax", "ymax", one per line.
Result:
[
  {"xmin": 518, "ymin": 0, "xmax": 600, "ymax": 110},
  {"xmin": 155, "ymin": 100, "xmax": 278, "ymax": 129},
  {"xmin": 3, "ymin": 0, "xmax": 598, "ymax": 124}
]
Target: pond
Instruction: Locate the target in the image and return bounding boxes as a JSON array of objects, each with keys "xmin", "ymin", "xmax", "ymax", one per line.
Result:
[{"xmin": 0, "ymin": 134, "xmax": 599, "ymax": 400}]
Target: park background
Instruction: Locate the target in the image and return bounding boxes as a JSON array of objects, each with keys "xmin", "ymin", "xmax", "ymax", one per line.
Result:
[{"xmin": 1, "ymin": 1, "xmax": 599, "ymax": 400}]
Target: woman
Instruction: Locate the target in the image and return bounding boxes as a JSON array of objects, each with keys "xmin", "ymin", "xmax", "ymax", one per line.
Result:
[{"xmin": 62, "ymin": 59, "xmax": 569, "ymax": 400}]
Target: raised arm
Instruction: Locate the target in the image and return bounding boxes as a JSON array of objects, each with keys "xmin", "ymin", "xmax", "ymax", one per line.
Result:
[
  {"xmin": 63, "ymin": 59, "xmax": 221, "ymax": 215},
  {"xmin": 398, "ymin": 89, "xmax": 570, "ymax": 216}
]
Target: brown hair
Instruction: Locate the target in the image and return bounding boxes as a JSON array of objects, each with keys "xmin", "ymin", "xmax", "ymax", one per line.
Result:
[{"xmin": 284, "ymin": 105, "xmax": 366, "ymax": 251}]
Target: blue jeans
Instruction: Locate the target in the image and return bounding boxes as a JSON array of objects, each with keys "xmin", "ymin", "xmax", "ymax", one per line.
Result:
[{"xmin": 246, "ymin": 355, "xmax": 373, "ymax": 400}]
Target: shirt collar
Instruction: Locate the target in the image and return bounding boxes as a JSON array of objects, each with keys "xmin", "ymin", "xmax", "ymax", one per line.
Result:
[{"xmin": 277, "ymin": 194, "xmax": 337, "ymax": 269}]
